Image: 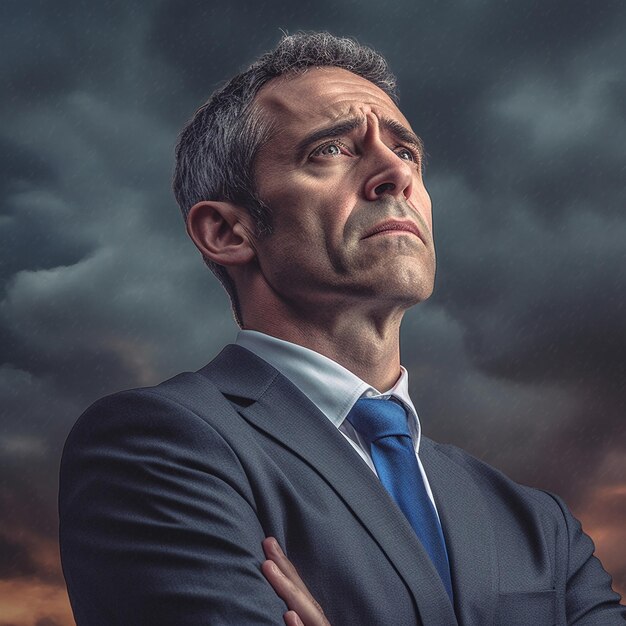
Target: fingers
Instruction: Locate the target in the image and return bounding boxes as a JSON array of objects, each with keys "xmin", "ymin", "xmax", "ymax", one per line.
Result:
[
  {"xmin": 284, "ymin": 610, "xmax": 305, "ymax": 626},
  {"xmin": 262, "ymin": 537, "xmax": 311, "ymax": 597},
  {"xmin": 262, "ymin": 537, "xmax": 331, "ymax": 626},
  {"xmin": 261, "ymin": 559, "xmax": 328, "ymax": 625}
]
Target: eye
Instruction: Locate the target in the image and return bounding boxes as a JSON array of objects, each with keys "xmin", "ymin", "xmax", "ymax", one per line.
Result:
[
  {"xmin": 310, "ymin": 141, "xmax": 349, "ymax": 158},
  {"xmin": 394, "ymin": 146, "xmax": 419, "ymax": 163}
]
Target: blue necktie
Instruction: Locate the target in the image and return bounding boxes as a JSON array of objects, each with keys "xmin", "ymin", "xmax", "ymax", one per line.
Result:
[{"xmin": 347, "ymin": 397, "xmax": 453, "ymax": 601}]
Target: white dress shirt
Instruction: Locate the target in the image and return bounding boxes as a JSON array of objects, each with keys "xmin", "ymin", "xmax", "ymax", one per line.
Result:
[{"xmin": 234, "ymin": 329, "xmax": 440, "ymax": 517}]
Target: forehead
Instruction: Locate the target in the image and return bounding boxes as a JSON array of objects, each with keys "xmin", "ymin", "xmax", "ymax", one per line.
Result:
[{"xmin": 254, "ymin": 67, "xmax": 412, "ymax": 136}]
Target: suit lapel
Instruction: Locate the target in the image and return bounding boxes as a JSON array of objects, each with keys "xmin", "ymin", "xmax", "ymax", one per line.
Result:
[
  {"xmin": 420, "ymin": 439, "xmax": 499, "ymax": 625},
  {"xmin": 201, "ymin": 345, "xmax": 458, "ymax": 625}
]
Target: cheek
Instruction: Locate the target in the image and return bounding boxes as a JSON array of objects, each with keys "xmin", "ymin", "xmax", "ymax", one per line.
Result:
[
  {"xmin": 265, "ymin": 201, "xmax": 332, "ymax": 262},
  {"xmin": 259, "ymin": 167, "xmax": 358, "ymax": 248},
  {"xmin": 270, "ymin": 187, "xmax": 353, "ymax": 239},
  {"xmin": 272, "ymin": 201, "xmax": 322, "ymax": 238}
]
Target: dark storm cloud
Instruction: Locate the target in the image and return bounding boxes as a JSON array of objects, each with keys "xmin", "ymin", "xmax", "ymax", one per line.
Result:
[
  {"xmin": 405, "ymin": 2, "xmax": 626, "ymax": 397},
  {"xmin": 0, "ymin": 137, "xmax": 55, "ymax": 197},
  {"xmin": 150, "ymin": 0, "xmax": 337, "ymax": 93},
  {"xmin": 0, "ymin": 534, "xmax": 37, "ymax": 579},
  {"xmin": 0, "ymin": 138, "xmax": 89, "ymax": 291},
  {"xmin": 1, "ymin": 1, "xmax": 624, "ymax": 619},
  {"xmin": 0, "ymin": 1, "xmax": 160, "ymax": 104}
]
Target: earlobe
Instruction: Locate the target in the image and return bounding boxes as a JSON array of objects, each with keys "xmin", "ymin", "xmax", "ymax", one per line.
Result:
[{"xmin": 186, "ymin": 201, "xmax": 256, "ymax": 266}]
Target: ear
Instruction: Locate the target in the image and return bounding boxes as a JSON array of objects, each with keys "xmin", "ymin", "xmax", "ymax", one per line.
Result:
[{"xmin": 186, "ymin": 200, "xmax": 256, "ymax": 266}]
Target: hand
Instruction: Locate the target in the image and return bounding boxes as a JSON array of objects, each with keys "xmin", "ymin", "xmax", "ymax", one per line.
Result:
[{"xmin": 262, "ymin": 537, "xmax": 332, "ymax": 626}]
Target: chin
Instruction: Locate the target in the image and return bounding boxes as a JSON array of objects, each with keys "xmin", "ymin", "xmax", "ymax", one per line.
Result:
[
  {"xmin": 405, "ymin": 286, "xmax": 435, "ymax": 307},
  {"xmin": 370, "ymin": 277, "xmax": 435, "ymax": 309},
  {"xmin": 389, "ymin": 265, "xmax": 436, "ymax": 301}
]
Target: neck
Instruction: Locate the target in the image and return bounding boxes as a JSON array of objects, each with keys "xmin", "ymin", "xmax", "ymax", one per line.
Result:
[{"xmin": 241, "ymin": 301, "xmax": 404, "ymax": 391}]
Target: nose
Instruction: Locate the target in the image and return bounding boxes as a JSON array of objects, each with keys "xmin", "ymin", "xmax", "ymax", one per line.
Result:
[{"xmin": 363, "ymin": 138, "xmax": 414, "ymax": 202}]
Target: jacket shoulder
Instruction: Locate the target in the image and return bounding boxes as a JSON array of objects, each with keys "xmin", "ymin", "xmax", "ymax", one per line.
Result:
[{"xmin": 68, "ymin": 369, "xmax": 236, "ymax": 438}]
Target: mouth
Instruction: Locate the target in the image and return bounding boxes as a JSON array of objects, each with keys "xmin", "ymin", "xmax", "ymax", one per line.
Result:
[{"xmin": 362, "ymin": 219, "xmax": 422, "ymax": 241}]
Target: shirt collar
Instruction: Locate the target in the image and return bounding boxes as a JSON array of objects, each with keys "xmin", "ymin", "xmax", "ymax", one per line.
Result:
[{"xmin": 234, "ymin": 329, "xmax": 421, "ymax": 448}]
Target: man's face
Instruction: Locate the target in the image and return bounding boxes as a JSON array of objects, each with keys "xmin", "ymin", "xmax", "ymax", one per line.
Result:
[{"xmin": 250, "ymin": 67, "xmax": 436, "ymax": 316}]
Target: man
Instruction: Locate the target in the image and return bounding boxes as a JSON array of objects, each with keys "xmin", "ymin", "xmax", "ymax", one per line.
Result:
[{"xmin": 59, "ymin": 32, "xmax": 624, "ymax": 625}]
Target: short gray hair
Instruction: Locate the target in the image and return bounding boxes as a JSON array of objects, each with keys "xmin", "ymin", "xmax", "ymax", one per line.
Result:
[{"xmin": 173, "ymin": 31, "xmax": 398, "ymax": 326}]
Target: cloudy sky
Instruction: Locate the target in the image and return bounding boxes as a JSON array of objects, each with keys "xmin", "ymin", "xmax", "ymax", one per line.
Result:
[{"xmin": 1, "ymin": 1, "xmax": 624, "ymax": 623}]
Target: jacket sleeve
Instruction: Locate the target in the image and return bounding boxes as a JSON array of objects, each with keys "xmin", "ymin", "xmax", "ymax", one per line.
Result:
[
  {"xmin": 545, "ymin": 492, "xmax": 625, "ymax": 624},
  {"xmin": 59, "ymin": 388, "xmax": 288, "ymax": 625}
]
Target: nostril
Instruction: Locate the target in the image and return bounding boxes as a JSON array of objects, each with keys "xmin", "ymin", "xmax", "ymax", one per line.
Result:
[{"xmin": 374, "ymin": 182, "xmax": 396, "ymax": 195}]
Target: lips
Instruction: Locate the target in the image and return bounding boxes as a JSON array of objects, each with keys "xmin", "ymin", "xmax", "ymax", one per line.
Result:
[{"xmin": 362, "ymin": 219, "xmax": 422, "ymax": 241}]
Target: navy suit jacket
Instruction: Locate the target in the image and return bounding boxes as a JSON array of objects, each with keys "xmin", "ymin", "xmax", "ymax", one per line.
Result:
[{"xmin": 59, "ymin": 345, "xmax": 624, "ymax": 624}]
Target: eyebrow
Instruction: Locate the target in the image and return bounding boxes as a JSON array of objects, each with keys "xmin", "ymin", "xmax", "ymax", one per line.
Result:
[
  {"xmin": 381, "ymin": 118, "xmax": 424, "ymax": 158},
  {"xmin": 295, "ymin": 117, "xmax": 364, "ymax": 161},
  {"xmin": 294, "ymin": 115, "xmax": 424, "ymax": 161}
]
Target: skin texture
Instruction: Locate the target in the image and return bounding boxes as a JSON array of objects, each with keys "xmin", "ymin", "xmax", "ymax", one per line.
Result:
[
  {"xmin": 186, "ymin": 68, "xmax": 436, "ymax": 623},
  {"xmin": 187, "ymin": 67, "xmax": 435, "ymax": 392}
]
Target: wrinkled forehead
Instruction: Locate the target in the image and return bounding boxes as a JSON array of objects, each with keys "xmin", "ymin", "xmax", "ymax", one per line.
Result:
[{"xmin": 254, "ymin": 67, "xmax": 412, "ymax": 135}]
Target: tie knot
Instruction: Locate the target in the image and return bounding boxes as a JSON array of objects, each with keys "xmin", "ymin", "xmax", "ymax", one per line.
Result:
[{"xmin": 346, "ymin": 398, "xmax": 411, "ymax": 447}]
